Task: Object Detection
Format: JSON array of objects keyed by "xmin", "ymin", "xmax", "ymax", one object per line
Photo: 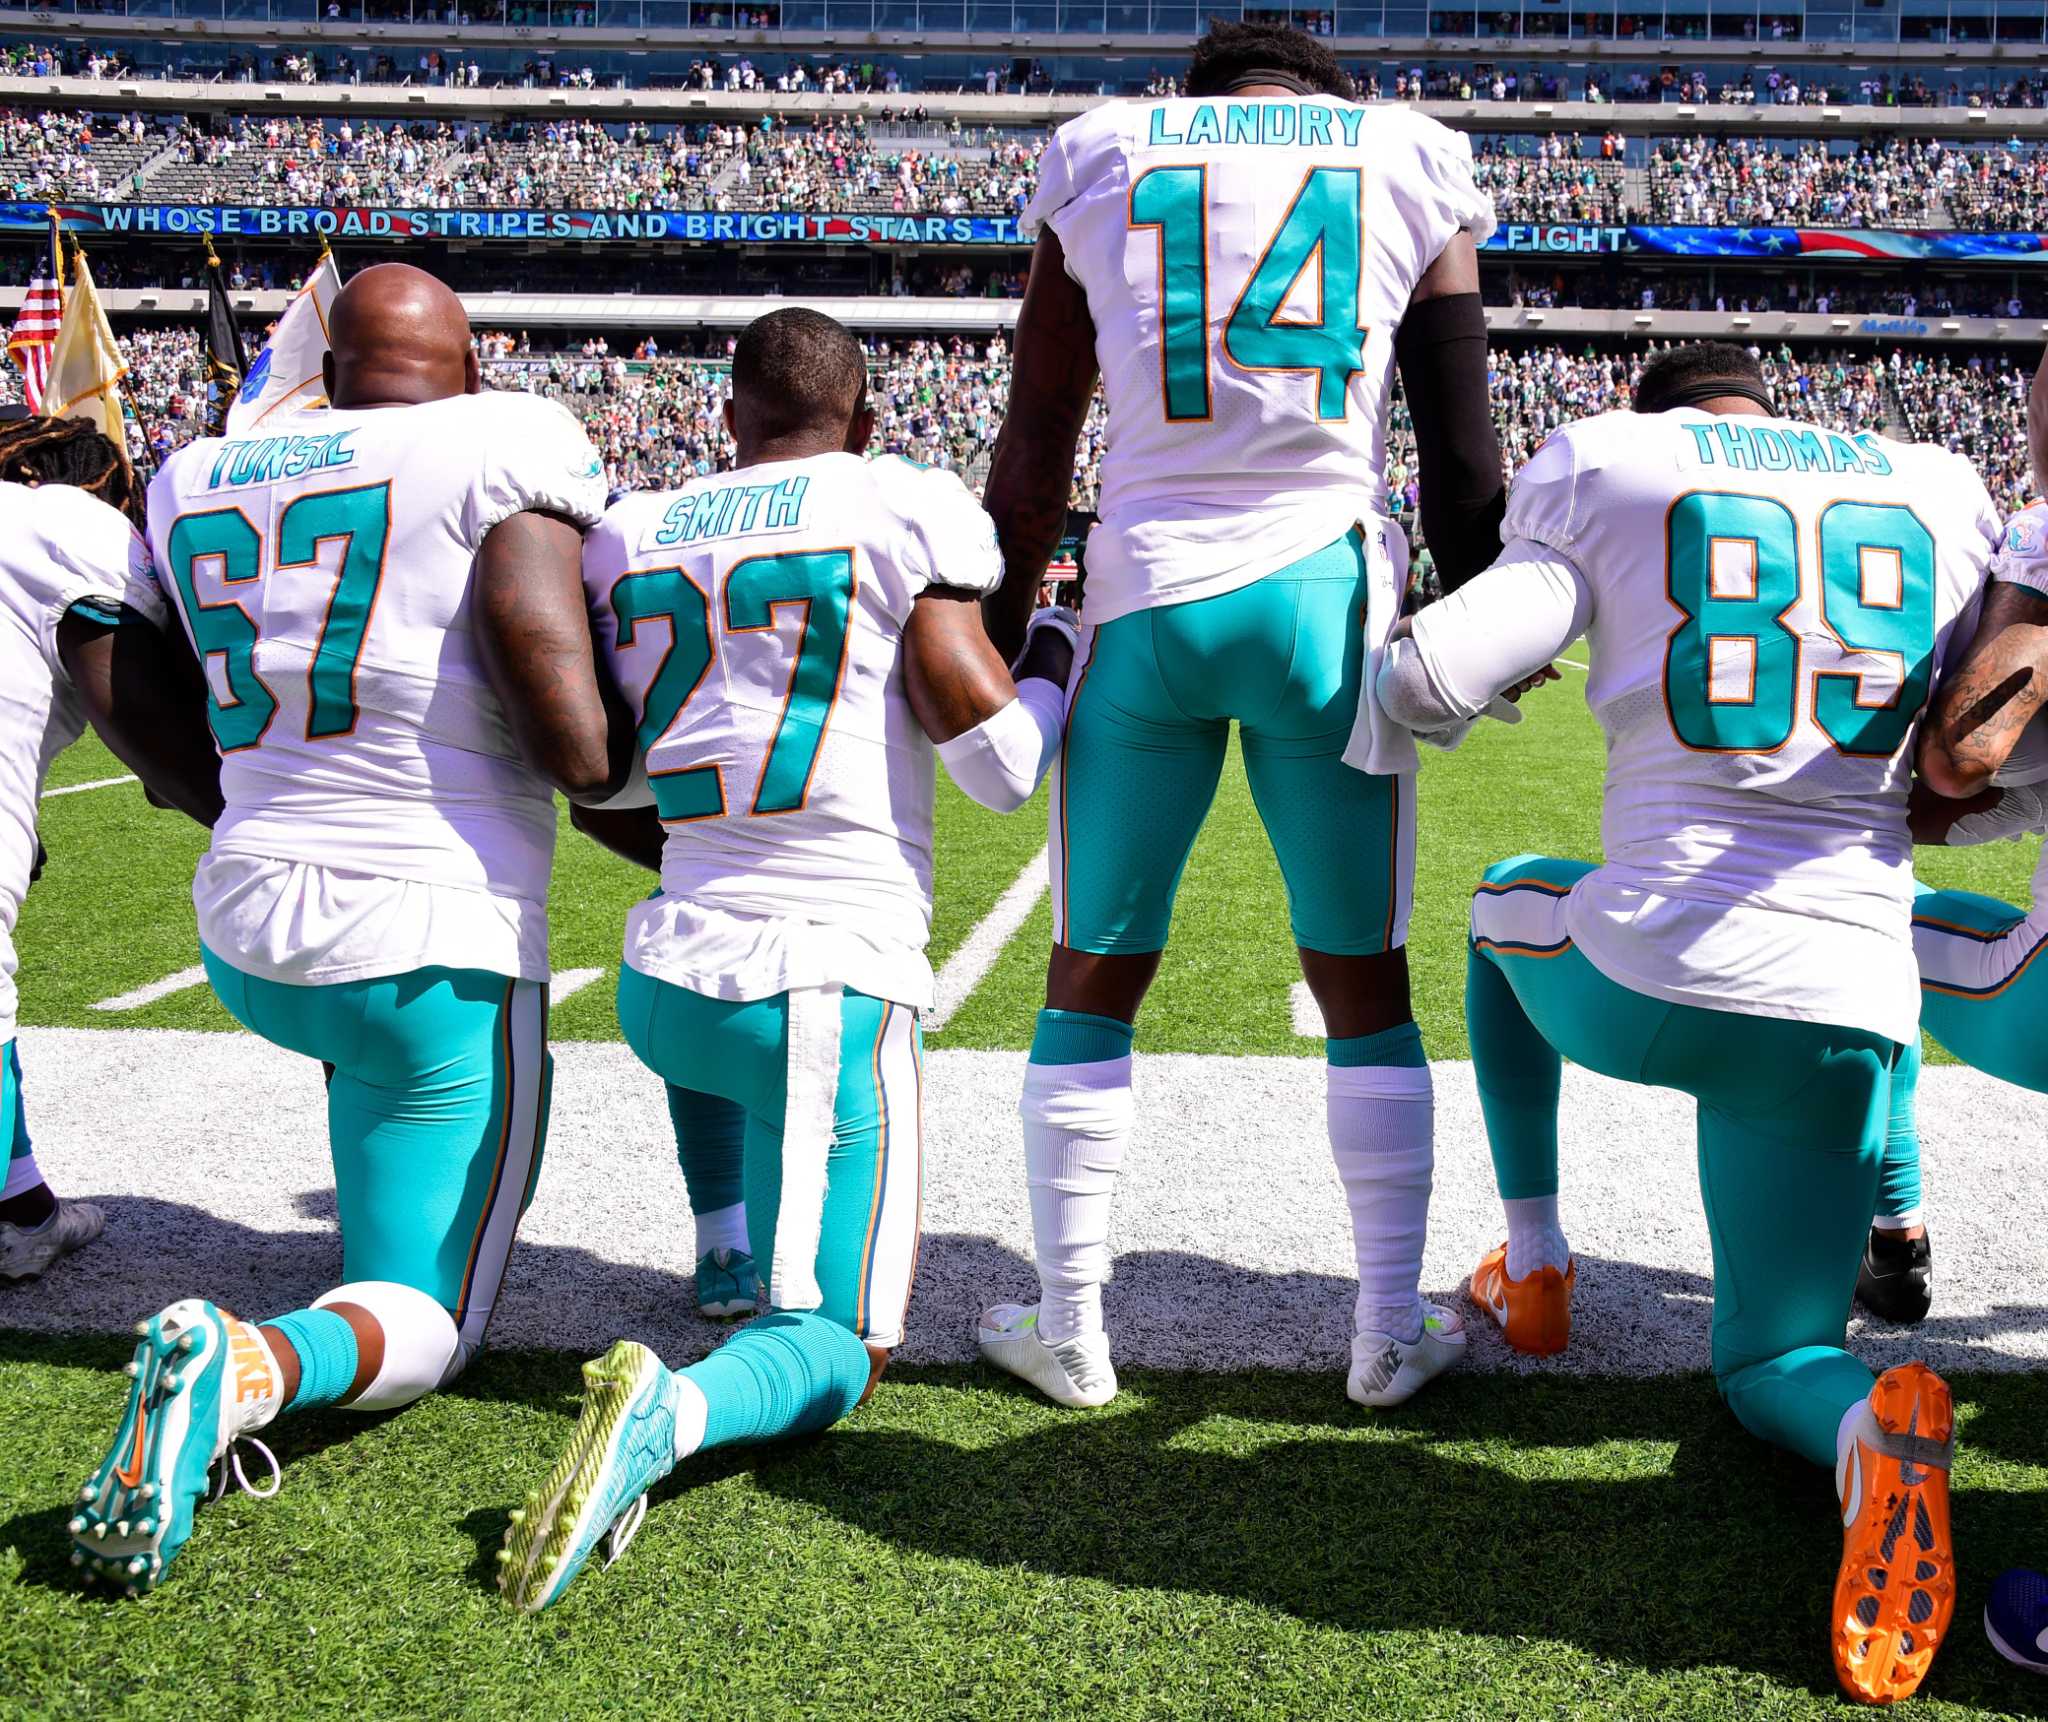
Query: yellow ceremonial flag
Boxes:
[{"xmin": 43, "ymin": 244, "xmax": 128, "ymax": 449}]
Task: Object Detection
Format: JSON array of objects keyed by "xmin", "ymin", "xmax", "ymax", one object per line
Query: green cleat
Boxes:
[{"xmin": 499, "ymin": 1339, "xmax": 682, "ymax": 1613}]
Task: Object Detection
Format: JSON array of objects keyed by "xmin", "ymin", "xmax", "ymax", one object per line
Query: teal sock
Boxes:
[
  {"xmin": 1719, "ymin": 1343, "xmax": 1876, "ymax": 1469},
  {"xmin": 681, "ymin": 1311, "xmax": 871, "ymax": 1451},
  {"xmin": 1028, "ymin": 1008, "xmax": 1135, "ymax": 1067},
  {"xmin": 1327, "ymin": 1021, "xmax": 1425, "ymax": 1068},
  {"xmin": 264, "ymin": 1308, "xmax": 360, "ymax": 1413},
  {"xmin": 1465, "ymin": 940, "xmax": 1563, "ymax": 1201},
  {"xmin": 667, "ymin": 1084, "xmax": 747, "ymax": 1216},
  {"xmin": 1874, "ymin": 1039, "xmax": 1923, "ymax": 1224}
]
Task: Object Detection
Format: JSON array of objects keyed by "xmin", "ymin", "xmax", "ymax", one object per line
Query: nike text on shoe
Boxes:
[
  {"xmin": 976, "ymin": 1303, "xmax": 1117, "ymax": 1408},
  {"xmin": 1468, "ymin": 1241, "xmax": 1575, "ymax": 1357},
  {"xmin": 0, "ymin": 1199, "xmax": 105, "ymax": 1282},
  {"xmin": 1348, "ymin": 1302, "xmax": 1467, "ymax": 1408},
  {"xmin": 1984, "ymin": 1568, "xmax": 2048, "ymax": 1674},
  {"xmin": 72, "ymin": 1298, "xmax": 276, "ymax": 1595},
  {"xmin": 1833, "ymin": 1362, "xmax": 1957, "ymax": 1704},
  {"xmin": 500, "ymin": 1339, "xmax": 682, "ymax": 1612},
  {"xmin": 1855, "ymin": 1227, "xmax": 1933, "ymax": 1327},
  {"xmin": 695, "ymin": 1249, "xmax": 758, "ymax": 1321}
]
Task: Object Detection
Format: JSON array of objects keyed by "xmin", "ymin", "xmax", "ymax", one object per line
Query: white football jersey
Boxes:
[
  {"xmin": 1979, "ymin": 499, "xmax": 2048, "ymax": 905},
  {"xmin": 0, "ymin": 483, "xmax": 153, "ymax": 1044},
  {"xmin": 1025, "ymin": 95, "xmax": 1495, "ymax": 622},
  {"xmin": 144, "ymin": 392, "xmax": 607, "ymax": 981},
  {"xmin": 585, "ymin": 452, "xmax": 1002, "ymax": 1009},
  {"xmin": 1498, "ymin": 407, "xmax": 1999, "ymax": 1044}
]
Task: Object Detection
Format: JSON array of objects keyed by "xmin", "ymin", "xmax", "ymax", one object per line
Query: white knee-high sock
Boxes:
[
  {"xmin": 1327, "ymin": 1052, "xmax": 1434, "ymax": 1345},
  {"xmin": 1021, "ymin": 1016, "xmax": 1134, "ymax": 1346}
]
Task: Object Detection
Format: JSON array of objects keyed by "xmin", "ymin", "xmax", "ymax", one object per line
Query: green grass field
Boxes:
[{"xmin": 7, "ymin": 680, "xmax": 2048, "ymax": 1719}]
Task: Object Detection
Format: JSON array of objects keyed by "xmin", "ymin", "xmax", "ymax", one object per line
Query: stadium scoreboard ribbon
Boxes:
[{"xmin": 7, "ymin": 204, "xmax": 2048, "ymax": 259}]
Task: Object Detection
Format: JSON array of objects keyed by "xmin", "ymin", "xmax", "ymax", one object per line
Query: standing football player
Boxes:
[
  {"xmin": 497, "ymin": 307, "xmax": 1073, "ymax": 1611},
  {"xmin": 0, "ymin": 417, "xmax": 216, "ymax": 1280},
  {"xmin": 68, "ymin": 264, "xmax": 626, "ymax": 1594},
  {"xmin": 975, "ymin": 19, "xmax": 1506, "ymax": 1411},
  {"xmin": 1377, "ymin": 342, "xmax": 1995, "ymax": 1704}
]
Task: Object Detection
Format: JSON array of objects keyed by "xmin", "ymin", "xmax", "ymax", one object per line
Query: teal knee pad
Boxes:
[
  {"xmin": 265, "ymin": 1308, "xmax": 360, "ymax": 1413},
  {"xmin": 1327, "ymin": 1022, "xmax": 1425, "ymax": 1068},
  {"xmin": 1029, "ymin": 1009, "xmax": 1135, "ymax": 1067},
  {"xmin": 685, "ymin": 1311, "xmax": 872, "ymax": 1451},
  {"xmin": 667, "ymin": 1085, "xmax": 747, "ymax": 1216}
]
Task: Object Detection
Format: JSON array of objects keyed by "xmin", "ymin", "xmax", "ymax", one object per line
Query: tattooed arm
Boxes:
[
  {"xmin": 1919, "ymin": 581, "xmax": 2048, "ymax": 798},
  {"xmin": 474, "ymin": 508, "xmax": 634, "ymax": 804},
  {"xmin": 982, "ymin": 228, "xmax": 1098, "ymax": 664}
]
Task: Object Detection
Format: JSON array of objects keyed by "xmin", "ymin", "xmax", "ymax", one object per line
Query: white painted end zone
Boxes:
[
  {"xmin": 549, "ymin": 968, "xmax": 605, "ymax": 1006},
  {"xmin": 9, "ymin": 1025, "xmax": 2043, "ymax": 1383}
]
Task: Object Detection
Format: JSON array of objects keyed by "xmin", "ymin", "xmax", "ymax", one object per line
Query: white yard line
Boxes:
[
  {"xmin": 1290, "ymin": 980, "xmax": 1327, "ymax": 1040},
  {"xmin": 90, "ymin": 965, "xmax": 209, "ymax": 1012},
  {"xmin": 1555, "ymin": 657, "xmax": 1589, "ymax": 672},
  {"xmin": 41, "ymin": 774, "xmax": 138, "ymax": 799},
  {"xmin": 550, "ymin": 968, "xmax": 605, "ymax": 1005},
  {"xmin": 925, "ymin": 844, "xmax": 1049, "ymax": 1033}
]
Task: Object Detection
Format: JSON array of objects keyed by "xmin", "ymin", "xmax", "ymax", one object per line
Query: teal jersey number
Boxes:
[
  {"xmin": 164, "ymin": 508, "xmax": 275, "ymax": 753},
  {"xmin": 276, "ymin": 482, "xmax": 391, "ymax": 739},
  {"xmin": 1663, "ymin": 490, "xmax": 1936, "ymax": 757},
  {"xmin": 1813, "ymin": 501, "xmax": 1937, "ymax": 758},
  {"xmin": 1128, "ymin": 165, "xmax": 1210, "ymax": 422},
  {"xmin": 612, "ymin": 567, "xmax": 722, "ymax": 821},
  {"xmin": 726, "ymin": 549, "xmax": 856, "ymax": 814},
  {"xmin": 1129, "ymin": 163, "xmax": 1367, "ymax": 423},
  {"xmin": 1663, "ymin": 492, "xmax": 1802, "ymax": 752},
  {"xmin": 1222, "ymin": 168, "xmax": 1368, "ymax": 422}
]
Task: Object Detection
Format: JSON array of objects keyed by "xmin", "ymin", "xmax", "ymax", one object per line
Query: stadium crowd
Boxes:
[
  {"xmin": 1644, "ymin": 135, "xmax": 1951, "ymax": 226},
  {"xmin": 2, "ymin": 325, "xmax": 2025, "ymax": 553}
]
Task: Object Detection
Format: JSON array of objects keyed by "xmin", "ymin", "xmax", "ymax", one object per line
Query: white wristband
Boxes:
[{"xmin": 936, "ymin": 680, "xmax": 1064, "ymax": 814}]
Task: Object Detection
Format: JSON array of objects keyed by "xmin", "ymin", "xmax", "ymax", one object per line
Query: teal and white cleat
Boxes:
[
  {"xmin": 499, "ymin": 1339, "xmax": 683, "ymax": 1613},
  {"xmin": 976, "ymin": 1303, "xmax": 1118, "ymax": 1408},
  {"xmin": 695, "ymin": 1248, "xmax": 757, "ymax": 1321},
  {"xmin": 1347, "ymin": 1301, "xmax": 1467, "ymax": 1408},
  {"xmin": 71, "ymin": 1298, "xmax": 275, "ymax": 1595}
]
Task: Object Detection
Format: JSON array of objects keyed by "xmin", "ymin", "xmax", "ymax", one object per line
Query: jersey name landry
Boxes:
[
  {"xmin": 203, "ymin": 429, "xmax": 358, "ymax": 491},
  {"xmin": 1680, "ymin": 420, "xmax": 1895, "ymax": 478},
  {"xmin": 653, "ymin": 474, "xmax": 810, "ymax": 547},
  {"xmin": 1145, "ymin": 101, "xmax": 1368, "ymax": 150}
]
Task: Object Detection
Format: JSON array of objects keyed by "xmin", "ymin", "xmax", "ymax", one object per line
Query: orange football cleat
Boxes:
[
  {"xmin": 1833, "ymin": 1362, "xmax": 1957, "ymax": 1705},
  {"xmin": 1467, "ymin": 1241, "xmax": 1574, "ymax": 1357}
]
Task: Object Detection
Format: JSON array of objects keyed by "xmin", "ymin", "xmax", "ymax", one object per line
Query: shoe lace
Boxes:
[
  {"xmin": 604, "ymin": 1493, "xmax": 648, "ymax": 1567},
  {"xmin": 210, "ymin": 1436, "xmax": 283, "ymax": 1503}
]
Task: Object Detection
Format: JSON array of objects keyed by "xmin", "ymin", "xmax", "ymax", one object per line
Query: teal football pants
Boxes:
[
  {"xmin": 616, "ymin": 964, "xmax": 923, "ymax": 1350},
  {"xmin": 0, "ymin": 1039, "xmax": 34, "ymax": 1201},
  {"xmin": 201, "ymin": 947, "xmax": 551, "ymax": 1356},
  {"xmin": 1052, "ymin": 528, "xmax": 1411, "ymax": 957},
  {"xmin": 1467, "ymin": 856, "xmax": 1903, "ymax": 1469}
]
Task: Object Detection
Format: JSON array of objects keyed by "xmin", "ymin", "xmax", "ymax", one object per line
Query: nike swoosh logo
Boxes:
[
  {"xmin": 1841, "ymin": 1447, "xmax": 1863, "ymax": 1528},
  {"xmin": 113, "ymin": 1407, "xmax": 149, "ymax": 1490},
  {"xmin": 1486, "ymin": 1283, "xmax": 1509, "ymax": 1326}
]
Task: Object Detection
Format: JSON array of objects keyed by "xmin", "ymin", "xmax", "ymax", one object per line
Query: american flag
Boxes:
[{"xmin": 6, "ymin": 250, "xmax": 62, "ymax": 412}]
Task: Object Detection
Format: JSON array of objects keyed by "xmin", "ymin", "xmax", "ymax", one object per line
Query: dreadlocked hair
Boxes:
[
  {"xmin": 0, "ymin": 415, "xmax": 140, "ymax": 524},
  {"xmin": 1184, "ymin": 20, "xmax": 1357, "ymax": 100}
]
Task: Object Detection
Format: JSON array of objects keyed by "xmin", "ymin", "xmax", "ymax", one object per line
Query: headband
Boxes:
[
  {"xmin": 1638, "ymin": 378, "xmax": 1777, "ymax": 416},
  {"xmin": 1220, "ymin": 69, "xmax": 1320, "ymax": 95}
]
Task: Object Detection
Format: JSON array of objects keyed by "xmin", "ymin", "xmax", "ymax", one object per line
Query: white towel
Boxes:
[
  {"xmin": 769, "ymin": 981, "xmax": 843, "ymax": 1313},
  {"xmin": 1341, "ymin": 513, "xmax": 1422, "ymax": 779}
]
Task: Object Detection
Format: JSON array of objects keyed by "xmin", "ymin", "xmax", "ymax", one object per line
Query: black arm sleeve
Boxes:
[{"xmin": 1394, "ymin": 291, "xmax": 1505, "ymax": 596}]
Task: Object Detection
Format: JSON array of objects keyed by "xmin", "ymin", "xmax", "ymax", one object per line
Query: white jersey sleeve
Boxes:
[
  {"xmin": 461, "ymin": 392, "xmax": 608, "ymax": 545},
  {"xmin": 867, "ymin": 456, "xmax": 1003, "ymax": 595},
  {"xmin": 1989, "ymin": 498, "xmax": 2048, "ymax": 598},
  {"xmin": 1033, "ymin": 96, "xmax": 1495, "ymax": 624},
  {"xmin": 6, "ymin": 483, "xmax": 157, "ymax": 657}
]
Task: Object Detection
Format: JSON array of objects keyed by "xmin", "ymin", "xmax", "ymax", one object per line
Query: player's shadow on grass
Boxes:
[{"xmin": 756, "ymin": 1352, "xmax": 2048, "ymax": 1710}]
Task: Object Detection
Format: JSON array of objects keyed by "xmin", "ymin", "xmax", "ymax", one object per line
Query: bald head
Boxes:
[{"xmin": 323, "ymin": 263, "xmax": 479, "ymax": 409}]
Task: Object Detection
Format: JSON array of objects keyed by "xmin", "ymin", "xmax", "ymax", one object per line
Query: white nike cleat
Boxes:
[
  {"xmin": 976, "ymin": 1303, "xmax": 1118, "ymax": 1408},
  {"xmin": 1348, "ymin": 1302, "xmax": 1467, "ymax": 1408},
  {"xmin": 0, "ymin": 1199, "xmax": 105, "ymax": 1282}
]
